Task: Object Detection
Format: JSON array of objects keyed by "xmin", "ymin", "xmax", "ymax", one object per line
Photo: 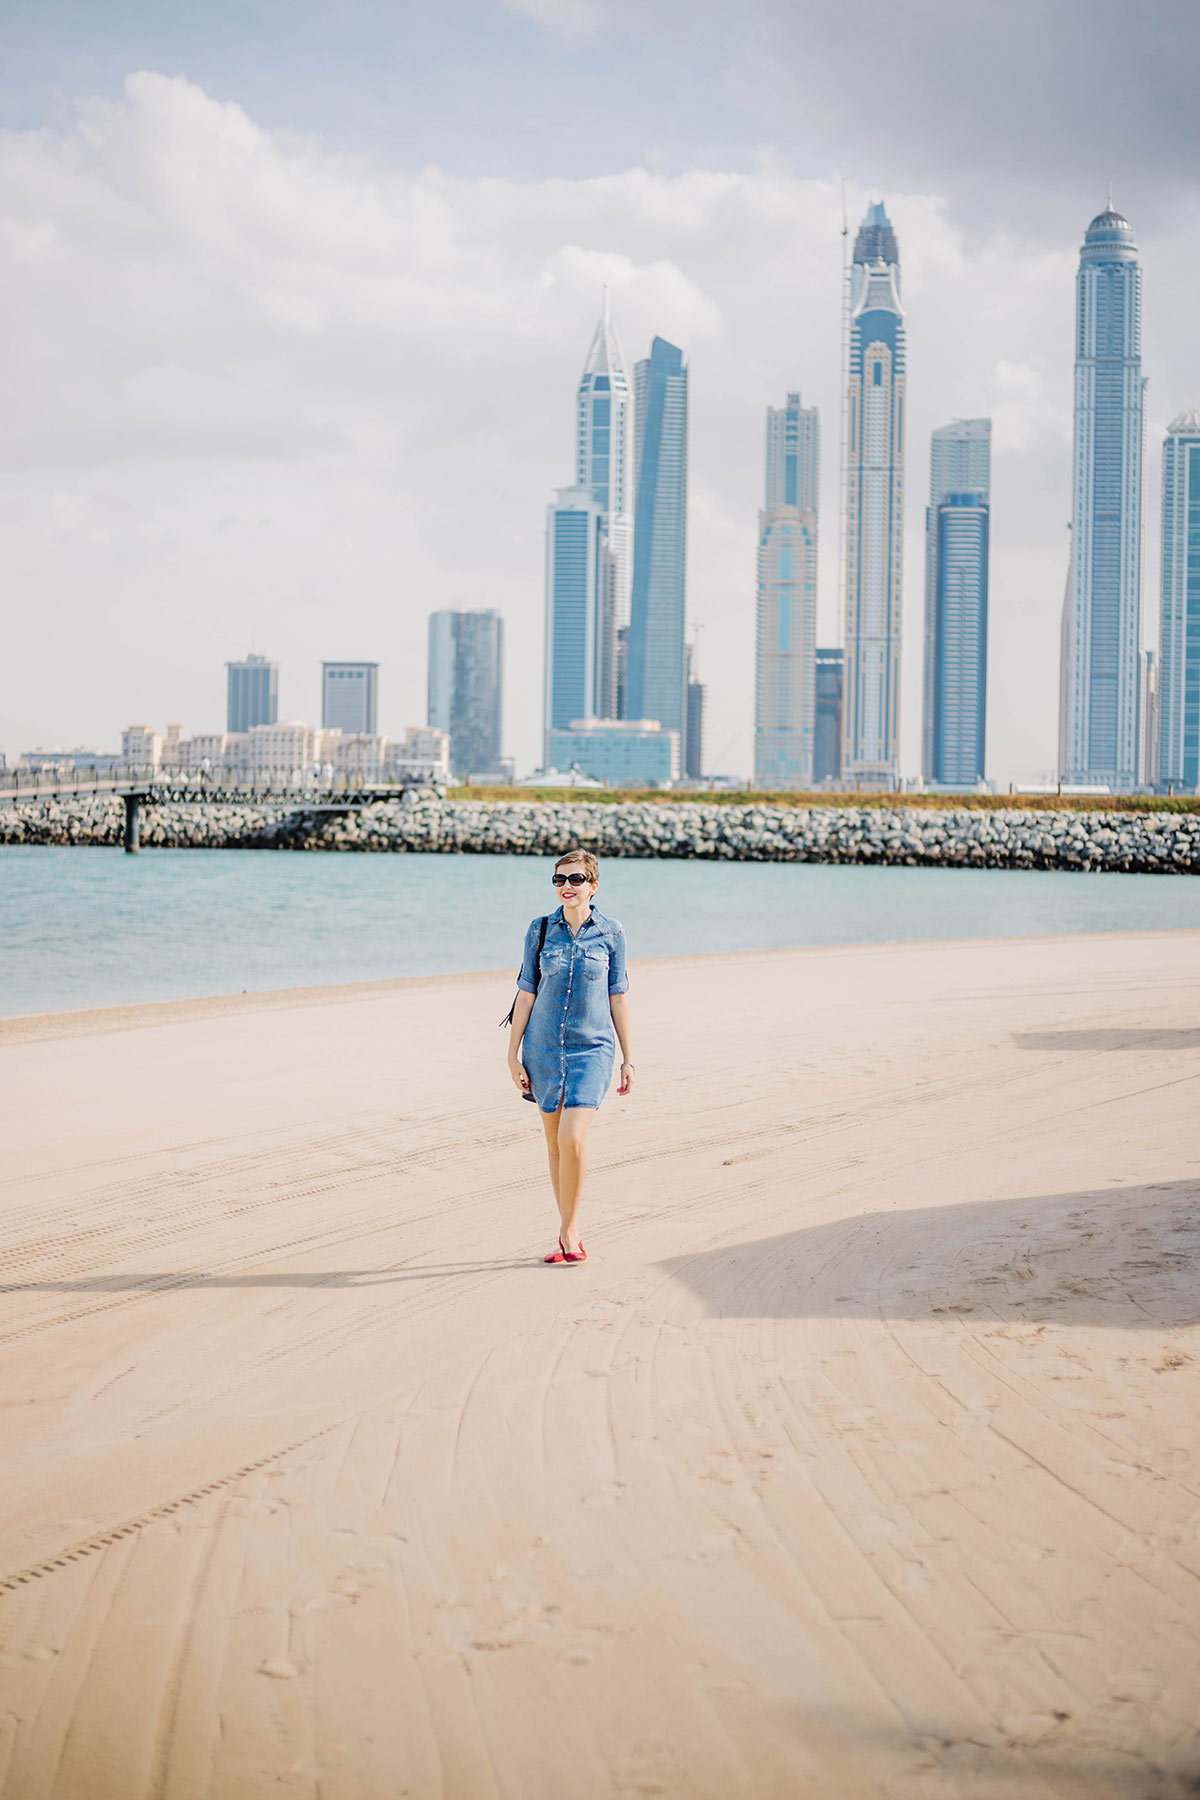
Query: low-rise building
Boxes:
[
  {"xmin": 325, "ymin": 732, "xmax": 387, "ymax": 783},
  {"xmin": 547, "ymin": 718, "xmax": 679, "ymax": 787},
  {"xmin": 245, "ymin": 721, "xmax": 318, "ymax": 781},
  {"xmin": 384, "ymin": 727, "xmax": 451, "ymax": 784},
  {"xmin": 121, "ymin": 724, "xmax": 162, "ymax": 769}
]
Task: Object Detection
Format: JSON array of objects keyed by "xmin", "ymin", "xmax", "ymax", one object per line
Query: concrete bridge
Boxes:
[{"xmin": 0, "ymin": 768, "xmax": 441, "ymax": 851}]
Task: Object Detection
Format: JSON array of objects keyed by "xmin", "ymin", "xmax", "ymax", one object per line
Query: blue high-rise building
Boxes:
[
  {"xmin": 226, "ymin": 653, "xmax": 278, "ymax": 733},
  {"xmin": 1159, "ymin": 407, "xmax": 1200, "ymax": 791},
  {"xmin": 428, "ymin": 609, "xmax": 504, "ymax": 778},
  {"xmin": 843, "ymin": 202, "xmax": 905, "ymax": 785},
  {"xmin": 544, "ymin": 487, "xmax": 605, "ymax": 762},
  {"xmin": 814, "ymin": 647, "xmax": 843, "ymax": 783},
  {"xmin": 627, "ymin": 337, "xmax": 688, "ymax": 741},
  {"xmin": 1061, "ymin": 204, "xmax": 1145, "ymax": 790},
  {"xmin": 926, "ymin": 494, "xmax": 989, "ymax": 786},
  {"xmin": 321, "ymin": 662, "xmax": 378, "ymax": 735},
  {"xmin": 923, "ymin": 419, "xmax": 991, "ymax": 786}
]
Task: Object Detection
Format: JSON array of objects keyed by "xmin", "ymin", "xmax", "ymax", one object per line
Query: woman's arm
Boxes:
[
  {"xmin": 609, "ymin": 992, "xmax": 634, "ymax": 1095},
  {"xmin": 507, "ymin": 989, "xmax": 535, "ymax": 1095}
]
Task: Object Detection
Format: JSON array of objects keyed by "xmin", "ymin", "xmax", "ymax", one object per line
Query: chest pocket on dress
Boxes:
[{"xmin": 580, "ymin": 946, "xmax": 608, "ymax": 981}]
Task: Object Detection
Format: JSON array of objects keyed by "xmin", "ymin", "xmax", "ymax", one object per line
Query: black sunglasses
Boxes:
[{"xmin": 552, "ymin": 872, "xmax": 590, "ymax": 886}]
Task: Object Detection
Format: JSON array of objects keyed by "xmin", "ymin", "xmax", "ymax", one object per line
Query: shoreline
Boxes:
[{"xmin": 5, "ymin": 924, "xmax": 1199, "ymax": 1042}]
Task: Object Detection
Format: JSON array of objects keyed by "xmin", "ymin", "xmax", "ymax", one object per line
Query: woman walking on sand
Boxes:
[{"xmin": 505, "ymin": 849, "xmax": 634, "ymax": 1264}]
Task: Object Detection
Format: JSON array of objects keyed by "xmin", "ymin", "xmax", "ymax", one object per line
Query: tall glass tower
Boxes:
[
  {"xmin": 428, "ymin": 610, "xmax": 504, "ymax": 779},
  {"xmin": 926, "ymin": 494, "xmax": 989, "ymax": 786},
  {"xmin": 577, "ymin": 292, "xmax": 632, "ymax": 719},
  {"xmin": 226, "ymin": 653, "xmax": 278, "ymax": 733},
  {"xmin": 1061, "ymin": 204, "xmax": 1145, "ymax": 789},
  {"xmin": 1159, "ymin": 407, "xmax": 1200, "ymax": 791},
  {"xmin": 627, "ymin": 336, "xmax": 688, "ymax": 739},
  {"xmin": 923, "ymin": 419, "xmax": 991, "ymax": 785},
  {"xmin": 543, "ymin": 487, "xmax": 605, "ymax": 763},
  {"xmin": 755, "ymin": 392, "xmax": 820, "ymax": 786},
  {"xmin": 843, "ymin": 201, "xmax": 905, "ymax": 785}
]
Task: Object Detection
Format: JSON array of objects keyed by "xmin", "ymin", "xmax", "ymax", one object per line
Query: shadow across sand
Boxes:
[
  {"xmin": 774, "ymin": 1703, "xmax": 1200, "ymax": 1800},
  {"xmin": 662, "ymin": 1179, "xmax": 1200, "ymax": 1329},
  {"xmin": 0, "ymin": 1261, "xmax": 533, "ymax": 1294},
  {"xmin": 1014, "ymin": 1027, "xmax": 1200, "ymax": 1051}
]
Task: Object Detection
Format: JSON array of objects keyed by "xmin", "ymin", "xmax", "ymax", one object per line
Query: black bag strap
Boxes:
[{"xmin": 499, "ymin": 915, "xmax": 548, "ymax": 1028}]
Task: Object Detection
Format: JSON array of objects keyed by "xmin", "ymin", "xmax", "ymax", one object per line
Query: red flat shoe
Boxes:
[
  {"xmin": 562, "ymin": 1241, "xmax": 587, "ymax": 1263},
  {"xmin": 544, "ymin": 1238, "xmax": 567, "ymax": 1264}
]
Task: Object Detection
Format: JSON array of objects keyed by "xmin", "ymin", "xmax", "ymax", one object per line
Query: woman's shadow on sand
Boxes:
[{"xmin": 661, "ymin": 1178, "xmax": 1200, "ymax": 1330}]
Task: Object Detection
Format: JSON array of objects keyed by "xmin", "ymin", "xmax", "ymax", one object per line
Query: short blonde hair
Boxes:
[{"xmin": 555, "ymin": 847, "xmax": 599, "ymax": 883}]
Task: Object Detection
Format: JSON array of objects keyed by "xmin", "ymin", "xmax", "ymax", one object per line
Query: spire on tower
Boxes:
[{"xmin": 581, "ymin": 289, "xmax": 628, "ymax": 382}]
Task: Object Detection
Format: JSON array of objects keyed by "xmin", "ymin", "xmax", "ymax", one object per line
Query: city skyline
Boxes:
[{"xmin": 3, "ymin": 62, "xmax": 1200, "ymax": 784}]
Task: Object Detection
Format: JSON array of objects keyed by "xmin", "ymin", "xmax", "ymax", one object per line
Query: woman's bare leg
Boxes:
[
  {"xmin": 553, "ymin": 1107, "xmax": 595, "ymax": 1253},
  {"xmin": 540, "ymin": 1108, "xmax": 562, "ymax": 1217}
]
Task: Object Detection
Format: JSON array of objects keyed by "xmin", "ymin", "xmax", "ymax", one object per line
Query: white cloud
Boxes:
[{"xmin": 0, "ymin": 71, "xmax": 1190, "ymax": 780}]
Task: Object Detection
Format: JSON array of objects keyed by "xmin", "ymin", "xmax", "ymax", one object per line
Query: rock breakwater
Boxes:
[{"xmin": 3, "ymin": 795, "xmax": 1200, "ymax": 872}]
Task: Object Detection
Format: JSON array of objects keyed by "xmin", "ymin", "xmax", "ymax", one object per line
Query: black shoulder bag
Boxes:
[{"xmin": 500, "ymin": 914, "xmax": 548, "ymax": 1031}]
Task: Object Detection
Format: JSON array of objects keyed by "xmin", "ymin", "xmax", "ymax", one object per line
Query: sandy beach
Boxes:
[{"xmin": 2, "ymin": 929, "xmax": 1199, "ymax": 1800}]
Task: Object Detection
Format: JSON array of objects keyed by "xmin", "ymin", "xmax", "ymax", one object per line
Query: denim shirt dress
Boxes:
[{"xmin": 517, "ymin": 906, "xmax": 629, "ymax": 1114}]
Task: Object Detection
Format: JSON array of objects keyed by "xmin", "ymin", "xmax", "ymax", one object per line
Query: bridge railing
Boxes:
[{"xmin": 0, "ymin": 766, "xmax": 447, "ymax": 802}]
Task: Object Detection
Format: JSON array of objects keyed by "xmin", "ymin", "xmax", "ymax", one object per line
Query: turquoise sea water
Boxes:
[{"xmin": 2, "ymin": 845, "xmax": 1199, "ymax": 1019}]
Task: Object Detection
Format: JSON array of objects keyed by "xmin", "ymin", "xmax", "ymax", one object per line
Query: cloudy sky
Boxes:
[{"xmin": 2, "ymin": 0, "xmax": 1198, "ymax": 779}]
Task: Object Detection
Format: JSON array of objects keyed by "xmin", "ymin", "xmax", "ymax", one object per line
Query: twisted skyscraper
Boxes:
[
  {"xmin": 1060, "ymin": 204, "xmax": 1145, "ymax": 789},
  {"xmin": 627, "ymin": 336, "xmax": 688, "ymax": 742},
  {"xmin": 843, "ymin": 201, "xmax": 906, "ymax": 784}
]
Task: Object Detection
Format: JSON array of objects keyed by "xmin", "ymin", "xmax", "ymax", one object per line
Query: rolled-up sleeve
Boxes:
[
  {"xmin": 516, "ymin": 918, "xmax": 542, "ymax": 994},
  {"xmin": 607, "ymin": 923, "xmax": 629, "ymax": 994}
]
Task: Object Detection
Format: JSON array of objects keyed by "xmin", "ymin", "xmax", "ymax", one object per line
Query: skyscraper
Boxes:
[
  {"xmin": 1139, "ymin": 648, "xmax": 1161, "ymax": 790},
  {"xmin": 577, "ymin": 293, "xmax": 632, "ymax": 719},
  {"xmin": 926, "ymin": 494, "xmax": 990, "ymax": 786},
  {"xmin": 814, "ymin": 647, "xmax": 844, "ymax": 783},
  {"xmin": 765, "ymin": 391, "xmax": 819, "ymax": 512},
  {"xmin": 1159, "ymin": 407, "xmax": 1200, "ymax": 791},
  {"xmin": 543, "ymin": 299, "xmax": 631, "ymax": 748},
  {"xmin": 685, "ymin": 640, "xmax": 706, "ymax": 780},
  {"xmin": 544, "ymin": 487, "xmax": 605, "ymax": 762},
  {"xmin": 754, "ymin": 392, "xmax": 820, "ymax": 786},
  {"xmin": 923, "ymin": 419, "xmax": 991, "ymax": 786},
  {"xmin": 226, "ymin": 653, "xmax": 278, "ymax": 733},
  {"xmin": 428, "ymin": 610, "xmax": 504, "ymax": 778},
  {"xmin": 627, "ymin": 336, "xmax": 688, "ymax": 739},
  {"xmin": 1060, "ymin": 203, "xmax": 1145, "ymax": 790},
  {"xmin": 843, "ymin": 202, "xmax": 906, "ymax": 785},
  {"xmin": 321, "ymin": 662, "xmax": 378, "ymax": 735}
]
